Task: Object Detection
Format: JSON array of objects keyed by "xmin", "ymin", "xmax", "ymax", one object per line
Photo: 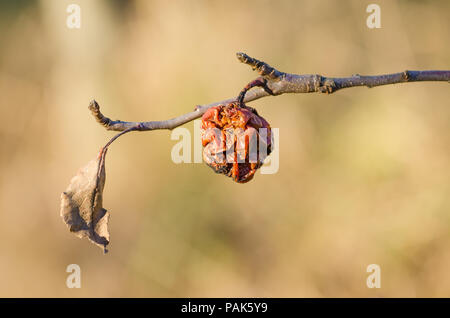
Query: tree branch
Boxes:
[{"xmin": 89, "ymin": 52, "xmax": 450, "ymax": 132}]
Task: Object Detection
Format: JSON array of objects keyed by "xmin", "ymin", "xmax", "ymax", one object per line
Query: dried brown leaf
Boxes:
[{"xmin": 60, "ymin": 149, "xmax": 110, "ymax": 253}]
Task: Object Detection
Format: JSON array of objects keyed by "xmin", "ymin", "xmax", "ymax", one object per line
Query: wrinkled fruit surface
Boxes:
[{"xmin": 201, "ymin": 102, "xmax": 272, "ymax": 183}]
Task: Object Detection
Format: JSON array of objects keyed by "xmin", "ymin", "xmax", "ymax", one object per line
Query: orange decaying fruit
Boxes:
[{"xmin": 200, "ymin": 102, "xmax": 272, "ymax": 183}]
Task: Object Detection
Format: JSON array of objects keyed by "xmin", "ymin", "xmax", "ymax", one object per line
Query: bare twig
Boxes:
[{"xmin": 89, "ymin": 52, "xmax": 450, "ymax": 132}]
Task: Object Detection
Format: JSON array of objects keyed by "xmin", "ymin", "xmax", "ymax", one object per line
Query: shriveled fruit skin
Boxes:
[{"xmin": 201, "ymin": 102, "xmax": 272, "ymax": 183}]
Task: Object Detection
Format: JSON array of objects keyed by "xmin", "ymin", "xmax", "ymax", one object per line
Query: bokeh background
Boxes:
[{"xmin": 0, "ymin": 0, "xmax": 449, "ymax": 297}]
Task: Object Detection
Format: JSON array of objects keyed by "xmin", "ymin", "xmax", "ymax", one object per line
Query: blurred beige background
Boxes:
[{"xmin": 0, "ymin": 0, "xmax": 449, "ymax": 297}]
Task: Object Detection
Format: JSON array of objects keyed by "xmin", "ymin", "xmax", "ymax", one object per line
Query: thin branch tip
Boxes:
[
  {"xmin": 236, "ymin": 52, "xmax": 283, "ymax": 80},
  {"xmin": 89, "ymin": 99, "xmax": 99, "ymax": 108},
  {"xmin": 89, "ymin": 99, "xmax": 114, "ymax": 130}
]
